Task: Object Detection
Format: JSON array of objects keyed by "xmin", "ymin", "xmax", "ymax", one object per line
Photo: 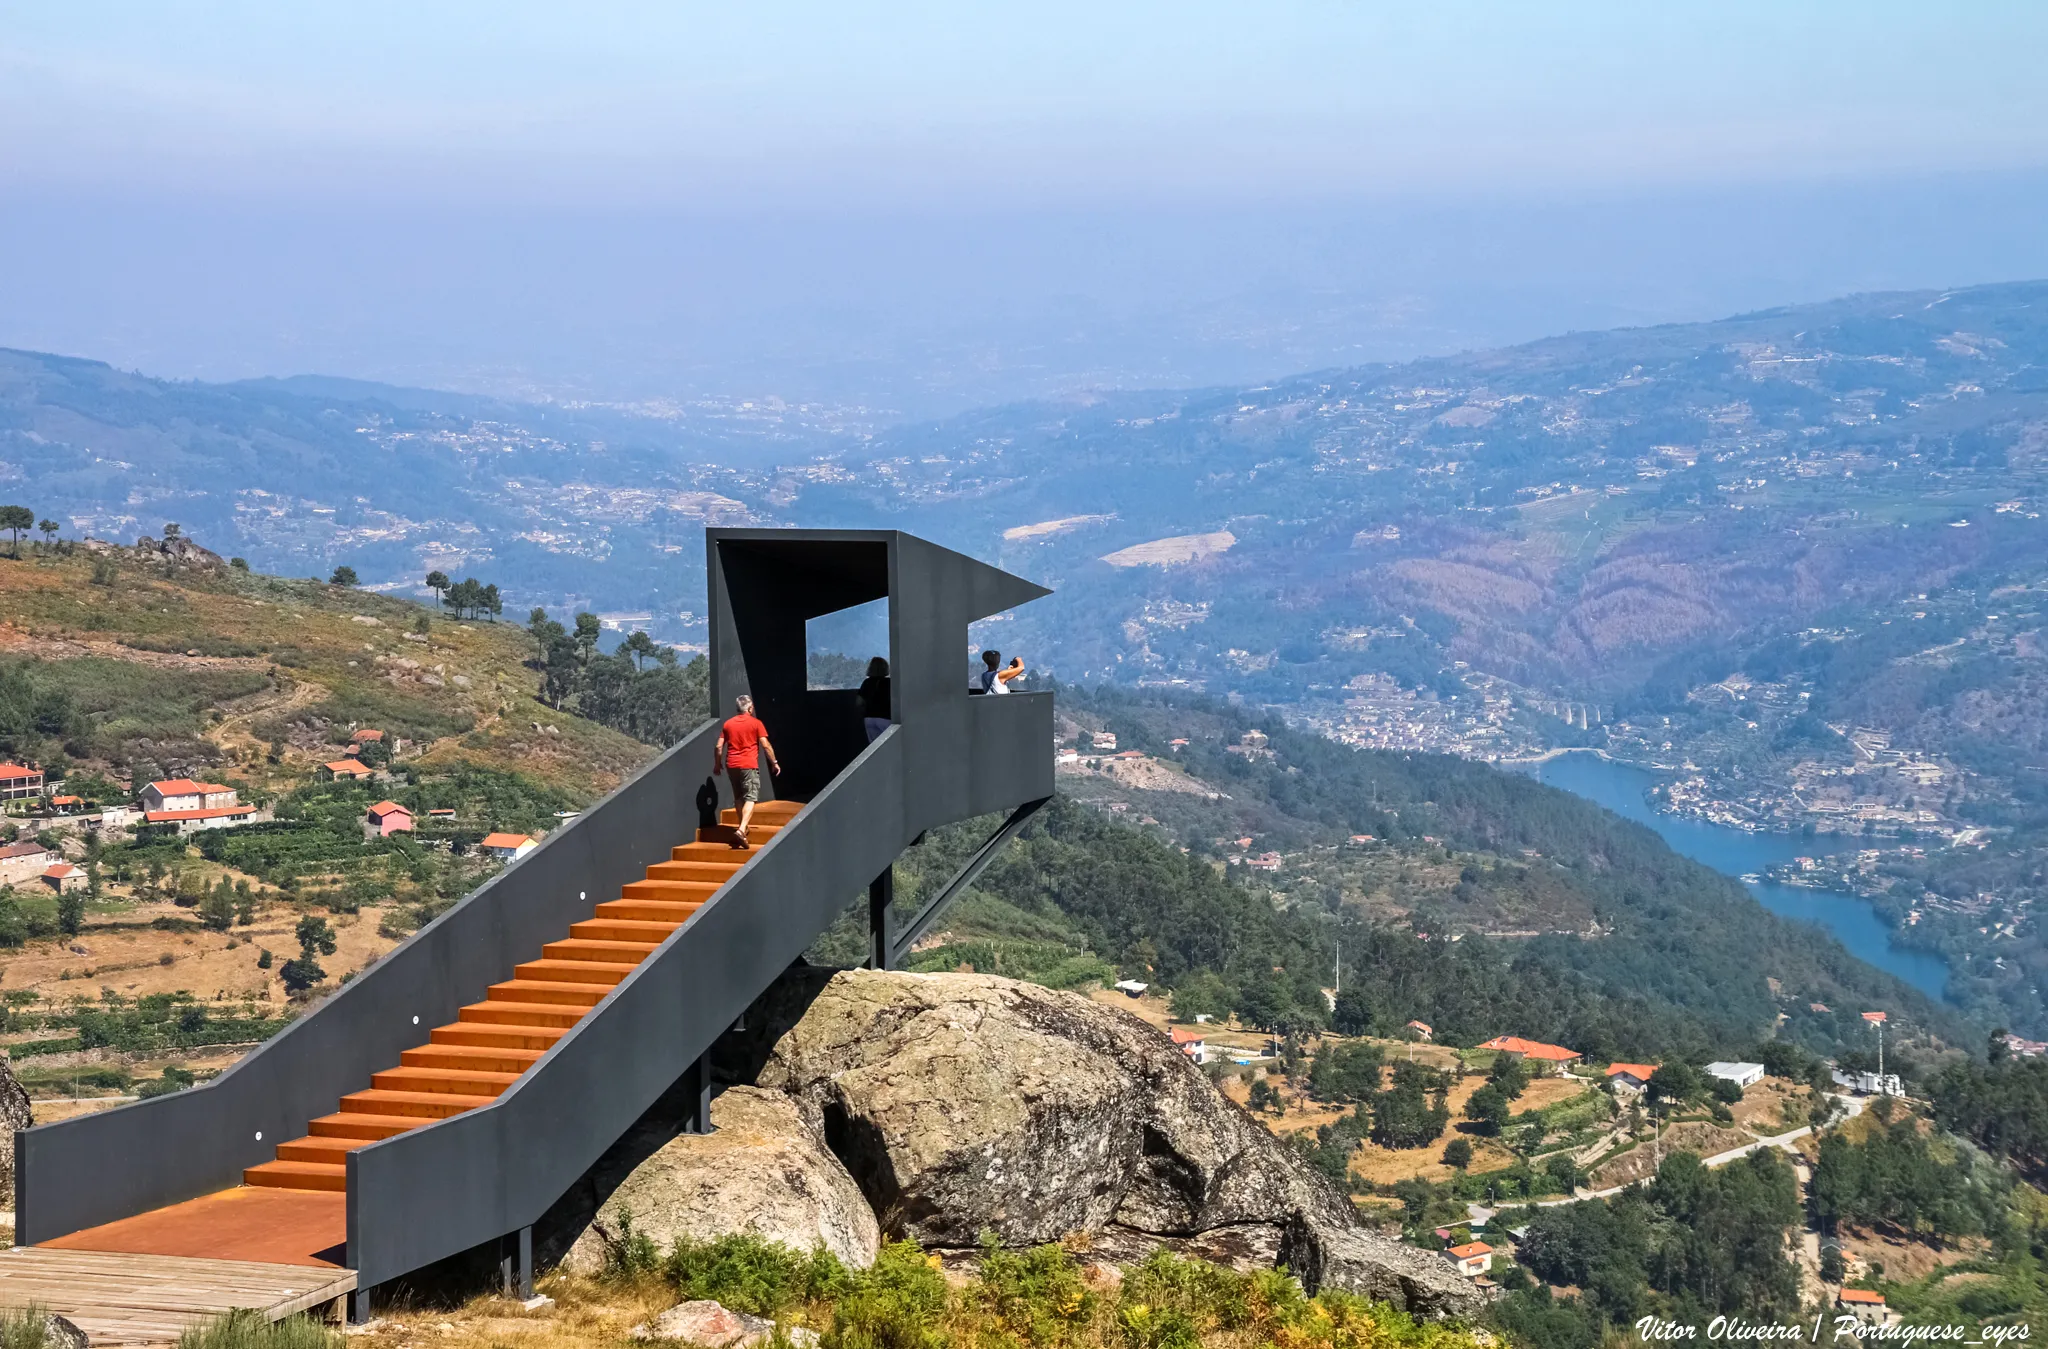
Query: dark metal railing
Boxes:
[{"xmin": 14, "ymin": 723, "xmax": 720, "ymax": 1246}]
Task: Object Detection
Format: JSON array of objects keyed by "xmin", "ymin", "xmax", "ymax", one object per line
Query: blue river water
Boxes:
[{"xmin": 1521, "ymin": 752, "xmax": 1950, "ymax": 1000}]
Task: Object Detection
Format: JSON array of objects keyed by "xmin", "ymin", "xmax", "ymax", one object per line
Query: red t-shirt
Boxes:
[{"xmin": 722, "ymin": 714, "xmax": 768, "ymax": 769}]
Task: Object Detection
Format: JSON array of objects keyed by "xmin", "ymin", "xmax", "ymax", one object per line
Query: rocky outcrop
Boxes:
[
  {"xmin": 631, "ymin": 1300, "xmax": 818, "ymax": 1347},
  {"xmin": 542, "ymin": 969, "xmax": 1485, "ymax": 1318},
  {"xmin": 539, "ymin": 1084, "xmax": 879, "ymax": 1275},
  {"xmin": 725, "ymin": 969, "xmax": 1485, "ymax": 1318},
  {"xmin": 131, "ymin": 534, "xmax": 225, "ymax": 572},
  {"xmin": 0, "ymin": 1052, "xmax": 34, "ymax": 1205}
]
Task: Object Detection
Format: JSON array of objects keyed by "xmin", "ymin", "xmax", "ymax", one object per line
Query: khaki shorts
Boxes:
[{"xmin": 730, "ymin": 767, "xmax": 761, "ymax": 804}]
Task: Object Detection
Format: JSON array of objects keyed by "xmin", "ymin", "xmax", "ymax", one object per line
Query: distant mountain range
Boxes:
[{"xmin": 6, "ymin": 281, "xmax": 2042, "ymax": 688}]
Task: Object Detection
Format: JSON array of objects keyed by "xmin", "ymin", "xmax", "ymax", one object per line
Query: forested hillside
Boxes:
[{"xmin": 890, "ymin": 684, "xmax": 1966, "ymax": 1067}]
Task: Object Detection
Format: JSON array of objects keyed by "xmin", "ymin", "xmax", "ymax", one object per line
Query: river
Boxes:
[{"xmin": 1520, "ymin": 751, "xmax": 1950, "ymax": 1000}]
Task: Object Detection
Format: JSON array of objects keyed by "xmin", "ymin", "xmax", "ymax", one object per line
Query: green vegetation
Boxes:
[
  {"xmin": 524, "ymin": 606, "xmax": 709, "ymax": 746},
  {"xmin": 0, "ymin": 657, "xmax": 267, "ymax": 765},
  {"xmin": 1810, "ymin": 1102, "xmax": 2008, "ymax": 1239},
  {"xmin": 177, "ymin": 1310, "xmax": 337, "ymax": 1349},
  {"xmin": 1504, "ymin": 1150, "xmax": 1802, "ymax": 1335},
  {"xmin": 594, "ymin": 1227, "xmax": 1486, "ymax": 1349},
  {"xmin": 1932, "ymin": 1051, "xmax": 2048, "ymax": 1184}
]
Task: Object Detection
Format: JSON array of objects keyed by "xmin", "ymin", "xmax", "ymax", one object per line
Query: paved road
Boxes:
[{"xmin": 1469, "ymin": 1094, "xmax": 1871, "ymax": 1219}]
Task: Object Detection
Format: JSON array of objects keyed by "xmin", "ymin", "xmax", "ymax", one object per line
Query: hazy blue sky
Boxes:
[
  {"xmin": 8, "ymin": 2, "xmax": 2046, "ymax": 206},
  {"xmin": 4, "ymin": 4, "xmax": 2047, "ymax": 410}
]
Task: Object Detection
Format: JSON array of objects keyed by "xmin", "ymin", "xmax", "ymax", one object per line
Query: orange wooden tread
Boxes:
[{"xmin": 243, "ymin": 800, "xmax": 800, "ymax": 1192}]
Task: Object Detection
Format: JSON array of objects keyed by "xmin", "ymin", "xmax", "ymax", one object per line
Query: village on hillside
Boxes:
[{"xmin": 1098, "ymin": 980, "xmax": 1924, "ymax": 1323}]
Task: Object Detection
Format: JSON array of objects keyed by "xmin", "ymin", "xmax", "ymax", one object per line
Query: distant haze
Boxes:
[{"xmin": 4, "ymin": 4, "xmax": 2048, "ymax": 414}]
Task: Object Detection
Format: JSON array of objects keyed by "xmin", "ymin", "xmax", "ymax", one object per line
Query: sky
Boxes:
[{"xmin": 5, "ymin": 3, "xmax": 2048, "ymax": 412}]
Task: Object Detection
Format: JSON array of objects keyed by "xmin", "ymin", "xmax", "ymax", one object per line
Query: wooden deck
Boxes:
[{"xmin": 0, "ymin": 1247, "xmax": 355, "ymax": 1346}]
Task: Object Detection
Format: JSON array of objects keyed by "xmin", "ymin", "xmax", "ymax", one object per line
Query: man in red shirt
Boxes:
[{"xmin": 714, "ymin": 695, "xmax": 781, "ymax": 847}]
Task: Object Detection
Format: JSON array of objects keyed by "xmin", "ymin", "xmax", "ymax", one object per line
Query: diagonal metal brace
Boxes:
[{"xmin": 885, "ymin": 796, "xmax": 1049, "ymax": 968}]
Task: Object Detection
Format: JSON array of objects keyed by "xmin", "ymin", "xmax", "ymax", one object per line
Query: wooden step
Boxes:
[
  {"xmin": 595, "ymin": 899, "xmax": 702, "ymax": 923},
  {"xmin": 433, "ymin": 1022, "xmax": 570, "ymax": 1050},
  {"xmin": 371, "ymin": 1065, "xmax": 520, "ymax": 1097},
  {"xmin": 722, "ymin": 803, "xmax": 801, "ymax": 823},
  {"xmin": 695, "ymin": 823, "xmax": 783, "ymax": 845},
  {"xmin": 644, "ymin": 860, "xmax": 745, "ymax": 883},
  {"xmin": 621, "ymin": 879, "xmax": 720, "ymax": 903},
  {"xmin": 275, "ymin": 1135, "xmax": 368, "ymax": 1163},
  {"xmin": 400, "ymin": 1043, "xmax": 544, "ymax": 1074},
  {"xmin": 484, "ymin": 980, "xmax": 611, "ymax": 1008},
  {"xmin": 540, "ymin": 937, "xmax": 660, "ymax": 964},
  {"xmin": 671, "ymin": 842, "xmax": 768, "ymax": 863},
  {"xmin": 309, "ymin": 1112, "xmax": 424, "ymax": 1141},
  {"xmin": 570, "ymin": 918, "xmax": 684, "ymax": 944},
  {"xmin": 340, "ymin": 1088, "xmax": 497, "ymax": 1119},
  {"xmin": 244, "ymin": 1160, "xmax": 347, "ymax": 1192},
  {"xmin": 513, "ymin": 959, "xmax": 638, "ymax": 986}
]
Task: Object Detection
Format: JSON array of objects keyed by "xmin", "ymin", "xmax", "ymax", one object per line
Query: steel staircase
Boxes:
[{"xmin": 242, "ymin": 802, "xmax": 801, "ymax": 1193}]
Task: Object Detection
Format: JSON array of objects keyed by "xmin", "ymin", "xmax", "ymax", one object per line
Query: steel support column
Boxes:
[{"xmin": 868, "ymin": 869, "xmax": 895, "ymax": 971}]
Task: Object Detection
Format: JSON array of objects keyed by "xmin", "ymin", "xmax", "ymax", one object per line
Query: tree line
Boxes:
[{"xmin": 525, "ymin": 607, "xmax": 709, "ymax": 747}]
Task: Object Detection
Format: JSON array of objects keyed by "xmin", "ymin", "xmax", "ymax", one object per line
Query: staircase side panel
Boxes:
[
  {"xmin": 15, "ymin": 724, "xmax": 719, "ymax": 1246},
  {"xmin": 350, "ymin": 729, "xmax": 932, "ymax": 1285}
]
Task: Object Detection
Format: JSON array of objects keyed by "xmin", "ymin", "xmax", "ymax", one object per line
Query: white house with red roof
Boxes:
[
  {"xmin": 480, "ymin": 832, "xmax": 536, "ymax": 861},
  {"xmin": 139, "ymin": 778, "xmax": 261, "ymax": 834},
  {"xmin": 1169, "ymin": 1026, "xmax": 1209, "ymax": 1065},
  {"xmin": 1605, "ymin": 1063, "xmax": 1658, "ymax": 1095},
  {"xmin": 321, "ymin": 759, "xmax": 375, "ymax": 782},
  {"xmin": 0, "ymin": 762, "xmax": 45, "ymax": 801},
  {"xmin": 1443, "ymin": 1241, "xmax": 1493, "ymax": 1278},
  {"xmin": 1835, "ymin": 1288, "xmax": 1887, "ymax": 1324}
]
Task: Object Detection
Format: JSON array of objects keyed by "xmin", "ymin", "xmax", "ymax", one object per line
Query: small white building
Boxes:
[
  {"xmin": 1443, "ymin": 1242, "xmax": 1493, "ymax": 1279},
  {"xmin": 1835, "ymin": 1288, "xmax": 1886, "ymax": 1325},
  {"xmin": 1170, "ymin": 1027, "xmax": 1208, "ymax": 1065},
  {"xmin": 1112, "ymin": 978, "xmax": 1149, "ymax": 997},
  {"xmin": 479, "ymin": 832, "xmax": 537, "ymax": 861},
  {"xmin": 1831, "ymin": 1069, "xmax": 1905, "ymax": 1098},
  {"xmin": 1705, "ymin": 1061, "xmax": 1765, "ymax": 1090}
]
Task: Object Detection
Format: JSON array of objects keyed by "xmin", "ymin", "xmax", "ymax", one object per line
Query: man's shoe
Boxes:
[{"xmin": 730, "ymin": 830, "xmax": 749, "ymax": 849}]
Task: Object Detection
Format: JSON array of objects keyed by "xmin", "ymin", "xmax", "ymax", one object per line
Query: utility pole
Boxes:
[{"xmin": 1334, "ymin": 938, "xmax": 1340, "ymax": 997}]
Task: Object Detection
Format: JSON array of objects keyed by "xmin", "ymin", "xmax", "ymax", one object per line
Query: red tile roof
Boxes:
[
  {"xmin": 1446, "ymin": 1242, "xmax": 1492, "ymax": 1259},
  {"xmin": 1605, "ymin": 1063, "xmax": 1658, "ymax": 1080},
  {"xmin": 0, "ymin": 762, "xmax": 38, "ymax": 780},
  {"xmin": 1837, "ymin": 1289, "xmax": 1884, "ymax": 1305},
  {"xmin": 366, "ymin": 800, "xmax": 410, "ymax": 819},
  {"xmin": 42, "ymin": 863, "xmax": 78, "ymax": 878},
  {"xmin": 350, "ymin": 729, "xmax": 385, "ymax": 741},
  {"xmin": 324, "ymin": 760, "xmax": 372, "ymax": 775},
  {"xmin": 50, "ymin": 795, "xmax": 82, "ymax": 806},
  {"xmin": 481, "ymin": 832, "xmax": 533, "ymax": 850},
  {"xmin": 1169, "ymin": 1027, "xmax": 1206, "ymax": 1044},
  {"xmin": 1479, "ymin": 1035, "xmax": 1581, "ymax": 1062},
  {"xmin": 146, "ymin": 778, "xmax": 207, "ymax": 795},
  {"xmin": 0, "ymin": 842, "xmax": 50, "ymax": 860}
]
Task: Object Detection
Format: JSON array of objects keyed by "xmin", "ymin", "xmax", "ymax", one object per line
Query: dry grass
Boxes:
[{"xmin": 0, "ymin": 550, "xmax": 650, "ymax": 799}]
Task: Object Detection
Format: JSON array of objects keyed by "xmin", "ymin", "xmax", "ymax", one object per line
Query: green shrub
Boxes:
[
  {"xmin": 963, "ymin": 1237, "xmax": 1095, "ymax": 1346},
  {"xmin": 832, "ymin": 1240, "xmax": 949, "ymax": 1349},
  {"xmin": 594, "ymin": 1207, "xmax": 662, "ymax": 1285},
  {"xmin": 0, "ymin": 1304, "xmax": 56, "ymax": 1349},
  {"xmin": 665, "ymin": 1233, "xmax": 849, "ymax": 1315},
  {"xmin": 177, "ymin": 1309, "xmax": 338, "ymax": 1349}
]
